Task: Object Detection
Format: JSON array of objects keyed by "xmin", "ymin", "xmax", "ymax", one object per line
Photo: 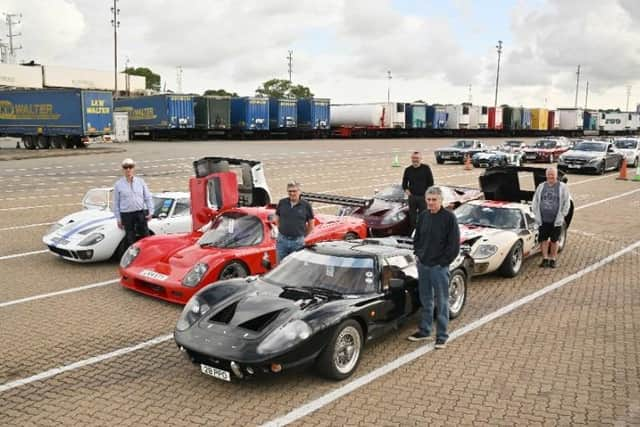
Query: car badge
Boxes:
[{"xmin": 365, "ymin": 271, "xmax": 373, "ymax": 278}]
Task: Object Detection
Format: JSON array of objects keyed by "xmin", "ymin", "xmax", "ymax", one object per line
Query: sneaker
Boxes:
[
  {"xmin": 539, "ymin": 259, "xmax": 549, "ymax": 268},
  {"xmin": 549, "ymin": 259, "xmax": 557, "ymax": 268},
  {"xmin": 408, "ymin": 331, "xmax": 431, "ymax": 342},
  {"xmin": 435, "ymin": 339, "xmax": 447, "ymax": 349}
]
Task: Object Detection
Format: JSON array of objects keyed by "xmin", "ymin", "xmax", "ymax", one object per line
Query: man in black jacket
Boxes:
[
  {"xmin": 402, "ymin": 151, "xmax": 434, "ymax": 234},
  {"xmin": 409, "ymin": 186, "xmax": 460, "ymax": 349}
]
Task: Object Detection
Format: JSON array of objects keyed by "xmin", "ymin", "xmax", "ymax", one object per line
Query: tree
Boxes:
[
  {"xmin": 203, "ymin": 89, "xmax": 238, "ymax": 97},
  {"xmin": 255, "ymin": 78, "xmax": 314, "ymax": 99},
  {"xmin": 124, "ymin": 67, "xmax": 161, "ymax": 91}
]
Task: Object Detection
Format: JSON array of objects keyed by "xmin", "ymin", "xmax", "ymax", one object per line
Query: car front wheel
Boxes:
[
  {"xmin": 316, "ymin": 319, "xmax": 363, "ymax": 380},
  {"xmin": 448, "ymin": 268, "xmax": 467, "ymax": 319},
  {"xmin": 598, "ymin": 161, "xmax": 605, "ymax": 175},
  {"xmin": 436, "ymin": 157, "xmax": 445, "ymax": 165},
  {"xmin": 499, "ymin": 240, "xmax": 524, "ymax": 278},
  {"xmin": 633, "ymin": 157, "xmax": 639, "ymax": 168},
  {"xmin": 219, "ymin": 261, "xmax": 249, "ymax": 280}
]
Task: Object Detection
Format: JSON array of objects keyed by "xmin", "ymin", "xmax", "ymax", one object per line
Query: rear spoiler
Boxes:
[{"xmin": 301, "ymin": 192, "xmax": 373, "ymax": 208}]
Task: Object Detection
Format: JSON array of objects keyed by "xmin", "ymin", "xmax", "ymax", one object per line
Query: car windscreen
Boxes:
[
  {"xmin": 573, "ymin": 142, "xmax": 606, "ymax": 152},
  {"xmin": 455, "ymin": 204, "xmax": 524, "ymax": 230},
  {"xmin": 614, "ymin": 140, "xmax": 638, "ymax": 149},
  {"xmin": 533, "ymin": 140, "xmax": 557, "ymax": 148},
  {"xmin": 152, "ymin": 197, "xmax": 174, "ymax": 218},
  {"xmin": 197, "ymin": 213, "xmax": 264, "ymax": 248},
  {"xmin": 454, "ymin": 140, "xmax": 474, "ymax": 148},
  {"xmin": 263, "ymin": 250, "xmax": 377, "ymax": 294},
  {"xmin": 374, "ymin": 185, "xmax": 406, "ymax": 201}
]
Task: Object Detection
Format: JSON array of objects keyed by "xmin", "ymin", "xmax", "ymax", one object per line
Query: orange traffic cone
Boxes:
[
  {"xmin": 464, "ymin": 155, "xmax": 473, "ymax": 171},
  {"xmin": 617, "ymin": 160, "xmax": 628, "ymax": 181}
]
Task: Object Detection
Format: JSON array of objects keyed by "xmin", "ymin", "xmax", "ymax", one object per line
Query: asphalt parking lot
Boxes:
[{"xmin": 1, "ymin": 138, "xmax": 639, "ymax": 426}]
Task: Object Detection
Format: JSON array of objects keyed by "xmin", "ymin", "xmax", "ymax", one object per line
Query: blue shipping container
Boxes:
[
  {"xmin": 407, "ymin": 103, "xmax": 427, "ymax": 128},
  {"xmin": 0, "ymin": 89, "xmax": 113, "ymax": 137},
  {"xmin": 114, "ymin": 94, "xmax": 195, "ymax": 130},
  {"xmin": 269, "ymin": 98, "xmax": 297, "ymax": 128},
  {"xmin": 231, "ymin": 97, "xmax": 269, "ymax": 130},
  {"xmin": 297, "ymin": 98, "xmax": 330, "ymax": 129},
  {"xmin": 520, "ymin": 108, "xmax": 532, "ymax": 129},
  {"xmin": 426, "ymin": 106, "xmax": 448, "ymax": 129}
]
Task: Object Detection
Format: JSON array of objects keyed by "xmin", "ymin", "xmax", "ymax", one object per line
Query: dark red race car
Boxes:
[
  {"xmin": 119, "ymin": 170, "xmax": 367, "ymax": 305},
  {"xmin": 522, "ymin": 138, "xmax": 571, "ymax": 163},
  {"xmin": 304, "ymin": 184, "xmax": 482, "ymax": 237}
]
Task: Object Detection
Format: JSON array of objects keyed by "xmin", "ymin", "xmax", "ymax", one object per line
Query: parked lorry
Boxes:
[{"xmin": 0, "ymin": 88, "xmax": 113, "ymax": 149}]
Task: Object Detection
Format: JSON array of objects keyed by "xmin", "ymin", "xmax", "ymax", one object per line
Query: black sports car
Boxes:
[{"xmin": 174, "ymin": 238, "xmax": 473, "ymax": 381}]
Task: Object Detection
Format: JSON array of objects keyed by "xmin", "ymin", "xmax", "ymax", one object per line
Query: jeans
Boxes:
[
  {"xmin": 408, "ymin": 195, "xmax": 426, "ymax": 234},
  {"xmin": 417, "ymin": 261, "xmax": 450, "ymax": 342},
  {"xmin": 276, "ymin": 235, "xmax": 305, "ymax": 263},
  {"xmin": 120, "ymin": 210, "xmax": 150, "ymax": 248}
]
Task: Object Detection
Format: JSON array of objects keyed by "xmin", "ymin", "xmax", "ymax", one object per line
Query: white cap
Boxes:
[{"xmin": 121, "ymin": 158, "xmax": 136, "ymax": 167}]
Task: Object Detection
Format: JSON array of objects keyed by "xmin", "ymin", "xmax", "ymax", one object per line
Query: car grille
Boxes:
[
  {"xmin": 48, "ymin": 245, "xmax": 75, "ymax": 259},
  {"xmin": 563, "ymin": 158, "xmax": 587, "ymax": 166},
  {"xmin": 133, "ymin": 279, "xmax": 167, "ymax": 296}
]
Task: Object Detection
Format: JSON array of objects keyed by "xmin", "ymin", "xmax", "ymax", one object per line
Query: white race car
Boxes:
[
  {"xmin": 43, "ymin": 188, "xmax": 191, "ymax": 263},
  {"xmin": 456, "ymin": 166, "xmax": 574, "ymax": 277}
]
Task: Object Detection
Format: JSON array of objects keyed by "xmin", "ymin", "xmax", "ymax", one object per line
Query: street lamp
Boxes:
[{"xmin": 494, "ymin": 40, "xmax": 503, "ymax": 109}]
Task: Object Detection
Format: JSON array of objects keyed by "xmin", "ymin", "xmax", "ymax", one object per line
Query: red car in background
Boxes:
[
  {"xmin": 523, "ymin": 138, "xmax": 571, "ymax": 163},
  {"xmin": 119, "ymin": 171, "xmax": 367, "ymax": 304}
]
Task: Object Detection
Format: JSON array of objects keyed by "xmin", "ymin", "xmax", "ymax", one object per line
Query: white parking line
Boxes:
[
  {"xmin": 575, "ymin": 188, "xmax": 640, "ymax": 210},
  {"xmin": 0, "ymin": 279, "xmax": 119, "ymax": 308},
  {"xmin": 0, "ymin": 250, "xmax": 48, "ymax": 261},
  {"xmin": 0, "ymin": 203, "xmax": 79, "ymax": 212},
  {"xmin": 0, "ymin": 222, "xmax": 52, "ymax": 232},
  {"xmin": 260, "ymin": 238, "xmax": 640, "ymax": 427}
]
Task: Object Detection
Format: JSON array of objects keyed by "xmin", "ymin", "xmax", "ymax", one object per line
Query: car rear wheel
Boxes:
[
  {"xmin": 499, "ymin": 240, "xmax": 523, "ymax": 278},
  {"xmin": 598, "ymin": 161, "xmax": 605, "ymax": 175},
  {"xmin": 316, "ymin": 319, "xmax": 363, "ymax": 380},
  {"xmin": 448, "ymin": 268, "xmax": 467, "ymax": 319},
  {"xmin": 219, "ymin": 261, "xmax": 249, "ymax": 280}
]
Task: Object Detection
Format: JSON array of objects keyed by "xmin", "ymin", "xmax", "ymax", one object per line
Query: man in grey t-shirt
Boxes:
[{"xmin": 532, "ymin": 167, "xmax": 571, "ymax": 268}]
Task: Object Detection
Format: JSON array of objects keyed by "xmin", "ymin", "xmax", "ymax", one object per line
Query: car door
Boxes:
[
  {"xmin": 523, "ymin": 211, "xmax": 539, "ymax": 254},
  {"xmin": 605, "ymin": 144, "xmax": 617, "ymax": 169}
]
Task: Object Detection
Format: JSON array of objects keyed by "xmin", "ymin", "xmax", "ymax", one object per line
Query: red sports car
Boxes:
[
  {"xmin": 119, "ymin": 171, "xmax": 367, "ymax": 304},
  {"xmin": 523, "ymin": 138, "xmax": 571, "ymax": 163}
]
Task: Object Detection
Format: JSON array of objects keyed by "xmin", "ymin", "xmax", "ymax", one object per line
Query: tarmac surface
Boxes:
[{"xmin": 0, "ymin": 138, "xmax": 639, "ymax": 426}]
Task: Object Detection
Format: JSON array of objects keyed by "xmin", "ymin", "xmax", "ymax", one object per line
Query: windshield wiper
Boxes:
[
  {"xmin": 300, "ymin": 286, "xmax": 343, "ymax": 297},
  {"xmin": 461, "ymin": 221, "xmax": 497, "ymax": 228}
]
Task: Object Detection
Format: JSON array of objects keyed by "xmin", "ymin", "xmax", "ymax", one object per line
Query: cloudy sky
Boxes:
[{"xmin": 3, "ymin": 0, "xmax": 640, "ymax": 109}]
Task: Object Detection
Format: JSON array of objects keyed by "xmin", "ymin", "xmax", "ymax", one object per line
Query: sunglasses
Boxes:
[{"xmin": 122, "ymin": 165, "xmax": 134, "ymax": 169}]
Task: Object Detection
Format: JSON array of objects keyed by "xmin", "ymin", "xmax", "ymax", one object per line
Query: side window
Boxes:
[
  {"xmin": 396, "ymin": 103, "xmax": 405, "ymax": 113},
  {"xmin": 173, "ymin": 199, "xmax": 190, "ymax": 216},
  {"xmin": 525, "ymin": 213, "xmax": 536, "ymax": 229}
]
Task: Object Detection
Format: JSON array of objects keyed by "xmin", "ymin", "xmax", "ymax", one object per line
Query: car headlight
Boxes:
[
  {"xmin": 176, "ymin": 296, "xmax": 210, "ymax": 331},
  {"xmin": 120, "ymin": 245, "xmax": 140, "ymax": 268},
  {"xmin": 182, "ymin": 262, "xmax": 209, "ymax": 287},
  {"xmin": 79, "ymin": 233, "xmax": 105, "ymax": 246},
  {"xmin": 381, "ymin": 210, "xmax": 407, "ymax": 225},
  {"xmin": 46, "ymin": 223, "xmax": 63, "ymax": 235},
  {"xmin": 256, "ymin": 319, "xmax": 312, "ymax": 355},
  {"xmin": 472, "ymin": 244, "xmax": 498, "ymax": 259}
]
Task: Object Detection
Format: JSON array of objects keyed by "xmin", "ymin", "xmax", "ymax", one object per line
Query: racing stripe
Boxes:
[{"xmin": 62, "ymin": 215, "xmax": 116, "ymax": 239}]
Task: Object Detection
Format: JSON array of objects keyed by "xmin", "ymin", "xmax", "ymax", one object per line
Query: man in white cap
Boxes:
[{"xmin": 113, "ymin": 158, "xmax": 154, "ymax": 248}]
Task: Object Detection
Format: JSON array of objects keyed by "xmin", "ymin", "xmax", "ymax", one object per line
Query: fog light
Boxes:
[
  {"xmin": 270, "ymin": 363, "xmax": 282, "ymax": 373},
  {"xmin": 230, "ymin": 361, "xmax": 243, "ymax": 379},
  {"xmin": 77, "ymin": 250, "xmax": 94, "ymax": 260},
  {"xmin": 246, "ymin": 367, "xmax": 254, "ymax": 375}
]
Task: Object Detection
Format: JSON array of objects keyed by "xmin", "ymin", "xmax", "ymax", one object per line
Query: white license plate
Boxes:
[
  {"xmin": 568, "ymin": 164, "xmax": 580, "ymax": 168},
  {"xmin": 441, "ymin": 154, "xmax": 451, "ymax": 159},
  {"xmin": 200, "ymin": 364, "xmax": 231, "ymax": 382},
  {"xmin": 140, "ymin": 269, "xmax": 168, "ymax": 281},
  {"xmin": 527, "ymin": 154, "xmax": 537, "ymax": 159}
]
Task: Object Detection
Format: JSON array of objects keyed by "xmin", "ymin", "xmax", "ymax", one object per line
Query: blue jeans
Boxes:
[
  {"xmin": 276, "ymin": 235, "xmax": 305, "ymax": 263},
  {"xmin": 417, "ymin": 262, "xmax": 450, "ymax": 342}
]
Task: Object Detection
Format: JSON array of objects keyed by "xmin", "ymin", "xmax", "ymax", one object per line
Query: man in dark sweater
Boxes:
[
  {"xmin": 402, "ymin": 151, "xmax": 434, "ymax": 234},
  {"xmin": 274, "ymin": 181, "xmax": 314, "ymax": 263},
  {"xmin": 409, "ymin": 186, "xmax": 460, "ymax": 349}
]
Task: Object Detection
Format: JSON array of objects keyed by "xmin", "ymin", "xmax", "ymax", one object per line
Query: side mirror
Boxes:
[
  {"xmin": 389, "ymin": 278, "xmax": 404, "ymax": 290},
  {"xmin": 158, "ymin": 213, "xmax": 168, "ymax": 219},
  {"xmin": 261, "ymin": 253, "xmax": 272, "ymax": 270}
]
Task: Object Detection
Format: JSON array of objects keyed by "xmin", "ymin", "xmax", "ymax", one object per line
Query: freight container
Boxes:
[
  {"xmin": 445, "ymin": 104, "xmax": 470, "ymax": 129},
  {"xmin": 530, "ymin": 108, "xmax": 548, "ymax": 130},
  {"xmin": 231, "ymin": 97, "xmax": 269, "ymax": 130},
  {"xmin": 426, "ymin": 105, "xmax": 448, "ymax": 129},
  {"xmin": 406, "ymin": 103, "xmax": 426, "ymax": 128},
  {"xmin": 488, "ymin": 106, "xmax": 503, "ymax": 129},
  {"xmin": 630, "ymin": 112, "xmax": 640, "ymax": 131},
  {"xmin": 547, "ymin": 110, "xmax": 559, "ymax": 130},
  {"xmin": 478, "ymin": 106, "xmax": 489, "ymax": 128},
  {"xmin": 557, "ymin": 108, "xmax": 584, "ymax": 130},
  {"xmin": 194, "ymin": 96, "xmax": 231, "ymax": 129},
  {"xmin": 331, "ymin": 103, "xmax": 405, "ymax": 128},
  {"xmin": 0, "ymin": 64, "xmax": 43, "ymax": 89},
  {"xmin": 269, "ymin": 98, "xmax": 297, "ymax": 128},
  {"xmin": 112, "ymin": 111, "xmax": 129, "ymax": 142},
  {"xmin": 520, "ymin": 108, "xmax": 532, "ymax": 129},
  {"xmin": 583, "ymin": 110, "xmax": 599, "ymax": 130},
  {"xmin": 502, "ymin": 106, "xmax": 522, "ymax": 130},
  {"xmin": 467, "ymin": 105, "xmax": 480, "ymax": 129},
  {"xmin": 297, "ymin": 98, "xmax": 330, "ymax": 129},
  {"xmin": 600, "ymin": 112, "xmax": 631, "ymax": 132},
  {"xmin": 0, "ymin": 88, "xmax": 113, "ymax": 149},
  {"xmin": 114, "ymin": 94, "xmax": 195, "ymax": 131}
]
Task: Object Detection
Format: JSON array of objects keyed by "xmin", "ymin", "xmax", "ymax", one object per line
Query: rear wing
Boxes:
[{"xmin": 301, "ymin": 192, "xmax": 373, "ymax": 208}]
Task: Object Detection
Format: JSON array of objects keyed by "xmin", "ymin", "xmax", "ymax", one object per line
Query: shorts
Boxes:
[{"xmin": 538, "ymin": 223, "xmax": 562, "ymax": 242}]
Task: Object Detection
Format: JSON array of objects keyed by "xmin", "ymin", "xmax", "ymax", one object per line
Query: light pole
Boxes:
[
  {"xmin": 387, "ymin": 70, "xmax": 392, "ymax": 103},
  {"xmin": 111, "ymin": 0, "xmax": 120, "ymax": 97},
  {"xmin": 493, "ymin": 40, "xmax": 503, "ymax": 109},
  {"xmin": 287, "ymin": 50, "xmax": 293, "ymax": 83}
]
